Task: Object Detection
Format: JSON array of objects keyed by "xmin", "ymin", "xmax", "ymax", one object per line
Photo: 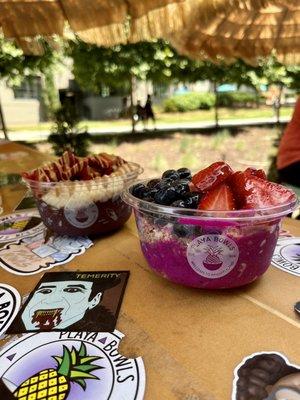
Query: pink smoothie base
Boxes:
[{"xmin": 138, "ymin": 218, "xmax": 280, "ymax": 289}]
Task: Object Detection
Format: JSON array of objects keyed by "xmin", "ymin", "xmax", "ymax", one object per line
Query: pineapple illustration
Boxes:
[
  {"xmin": 203, "ymin": 245, "xmax": 223, "ymax": 271},
  {"xmin": 13, "ymin": 343, "xmax": 103, "ymax": 400}
]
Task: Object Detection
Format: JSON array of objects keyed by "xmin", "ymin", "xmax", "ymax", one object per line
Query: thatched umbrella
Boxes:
[
  {"xmin": 169, "ymin": 1, "xmax": 300, "ymax": 65},
  {"xmin": 1, "ymin": 0, "xmax": 298, "ymax": 64}
]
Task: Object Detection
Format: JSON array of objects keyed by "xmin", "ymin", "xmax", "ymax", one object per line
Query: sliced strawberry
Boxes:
[
  {"xmin": 228, "ymin": 171, "xmax": 248, "ymax": 208},
  {"xmin": 230, "ymin": 172, "xmax": 295, "ymax": 209},
  {"xmin": 244, "ymin": 167, "xmax": 267, "ymax": 180},
  {"xmin": 198, "ymin": 184, "xmax": 236, "ymax": 211},
  {"xmin": 192, "ymin": 162, "xmax": 233, "ymax": 192},
  {"xmin": 244, "ymin": 177, "xmax": 295, "ymax": 209}
]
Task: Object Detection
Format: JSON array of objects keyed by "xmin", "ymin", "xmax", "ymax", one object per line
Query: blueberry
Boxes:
[
  {"xmin": 171, "ymin": 200, "xmax": 186, "ymax": 208},
  {"xmin": 147, "ymin": 179, "xmax": 160, "ymax": 189},
  {"xmin": 162, "ymin": 169, "xmax": 180, "ymax": 181},
  {"xmin": 173, "ymin": 180, "xmax": 190, "ymax": 196},
  {"xmin": 132, "ymin": 183, "xmax": 148, "ymax": 199},
  {"xmin": 157, "ymin": 179, "xmax": 172, "ymax": 190},
  {"xmin": 148, "ymin": 187, "xmax": 159, "ymax": 199},
  {"xmin": 177, "ymin": 168, "xmax": 192, "ymax": 180},
  {"xmin": 154, "ymin": 187, "xmax": 177, "ymax": 205},
  {"xmin": 173, "ymin": 223, "xmax": 194, "ymax": 238},
  {"xmin": 183, "ymin": 192, "xmax": 202, "ymax": 209}
]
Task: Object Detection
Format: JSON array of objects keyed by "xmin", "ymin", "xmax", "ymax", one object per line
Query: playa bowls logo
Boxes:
[
  {"xmin": 64, "ymin": 203, "xmax": 99, "ymax": 229},
  {"xmin": 187, "ymin": 234, "xmax": 239, "ymax": 279},
  {"xmin": 0, "ymin": 331, "xmax": 145, "ymax": 400}
]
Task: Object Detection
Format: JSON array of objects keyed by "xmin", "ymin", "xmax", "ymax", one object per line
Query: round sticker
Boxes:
[
  {"xmin": 0, "ymin": 284, "xmax": 21, "ymax": 336},
  {"xmin": 0, "ymin": 212, "xmax": 44, "ymax": 244},
  {"xmin": 187, "ymin": 234, "xmax": 239, "ymax": 279},
  {"xmin": 64, "ymin": 203, "xmax": 99, "ymax": 228},
  {"xmin": 0, "ymin": 331, "xmax": 145, "ymax": 400}
]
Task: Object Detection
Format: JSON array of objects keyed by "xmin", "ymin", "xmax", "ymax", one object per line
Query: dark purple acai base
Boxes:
[
  {"xmin": 36, "ymin": 196, "xmax": 131, "ymax": 237},
  {"xmin": 135, "ymin": 211, "xmax": 281, "ymax": 289}
]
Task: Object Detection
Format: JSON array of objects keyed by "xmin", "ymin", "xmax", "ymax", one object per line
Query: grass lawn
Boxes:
[{"xmin": 8, "ymin": 106, "xmax": 292, "ymax": 132}]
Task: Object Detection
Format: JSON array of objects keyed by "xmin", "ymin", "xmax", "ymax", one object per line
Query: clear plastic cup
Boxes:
[
  {"xmin": 23, "ymin": 162, "xmax": 143, "ymax": 237},
  {"xmin": 123, "ymin": 180, "xmax": 297, "ymax": 289}
]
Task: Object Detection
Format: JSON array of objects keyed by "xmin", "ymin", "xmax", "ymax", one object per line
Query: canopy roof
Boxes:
[{"xmin": 0, "ymin": 0, "xmax": 299, "ymax": 63}]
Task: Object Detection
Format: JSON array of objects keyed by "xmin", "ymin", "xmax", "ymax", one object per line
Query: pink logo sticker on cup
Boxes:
[{"xmin": 187, "ymin": 234, "xmax": 239, "ymax": 279}]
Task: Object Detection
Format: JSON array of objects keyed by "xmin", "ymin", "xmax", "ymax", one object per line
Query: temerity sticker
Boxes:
[
  {"xmin": 232, "ymin": 351, "xmax": 300, "ymax": 399},
  {"xmin": 0, "ymin": 330, "xmax": 145, "ymax": 400},
  {"xmin": 8, "ymin": 271, "xmax": 129, "ymax": 334}
]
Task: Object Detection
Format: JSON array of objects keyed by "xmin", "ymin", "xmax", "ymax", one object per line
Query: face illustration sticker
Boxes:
[
  {"xmin": 0, "ymin": 212, "xmax": 44, "ymax": 245},
  {"xmin": 0, "ymin": 330, "xmax": 145, "ymax": 400},
  {"xmin": 0, "ymin": 284, "xmax": 21, "ymax": 337},
  {"xmin": 272, "ymin": 237, "xmax": 300, "ymax": 276},
  {"xmin": 232, "ymin": 352, "xmax": 300, "ymax": 400},
  {"xmin": 8, "ymin": 271, "xmax": 129, "ymax": 334},
  {"xmin": 0, "ymin": 232, "xmax": 93, "ymax": 275}
]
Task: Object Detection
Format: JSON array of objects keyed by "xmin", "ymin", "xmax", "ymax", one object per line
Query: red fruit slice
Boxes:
[
  {"xmin": 230, "ymin": 173, "xmax": 295, "ymax": 209},
  {"xmin": 244, "ymin": 167, "xmax": 267, "ymax": 180},
  {"xmin": 192, "ymin": 162, "xmax": 233, "ymax": 192},
  {"xmin": 198, "ymin": 184, "xmax": 236, "ymax": 211},
  {"xmin": 228, "ymin": 171, "xmax": 248, "ymax": 208}
]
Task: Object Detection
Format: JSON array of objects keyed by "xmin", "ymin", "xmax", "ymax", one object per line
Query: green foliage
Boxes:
[
  {"xmin": 48, "ymin": 103, "xmax": 90, "ymax": 156},
  {"xmin": 41, "ymin": 69, "xmax": 60, "ymax": 119},
  {"xmin": 0, "ymin": 36, "xmax": 59, "ymax": 85},
  {"xmin": 217, "ymin": 91, "xmax": 258, "ymax": 107},
  {"xmin": 163, "ymin": 92, "xmax": 215, "ymax": 112},
  {"xmin": 68, "ymin": 39, "xmax": 187, "ymax": 94}
]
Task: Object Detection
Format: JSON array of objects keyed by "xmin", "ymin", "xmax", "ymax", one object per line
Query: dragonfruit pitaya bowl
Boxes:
[
  {"xmin": 22, "ymin": 151, "xmax": 142, "ymax": 237},
  {"xmin": 122, "ymin": 163, "xmax": 297, "ymax": 289}
]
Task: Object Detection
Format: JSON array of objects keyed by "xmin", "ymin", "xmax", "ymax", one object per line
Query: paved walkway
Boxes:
[{"xmin": 3, "ymin": 116, "xmax": 290, "ymax": 143}]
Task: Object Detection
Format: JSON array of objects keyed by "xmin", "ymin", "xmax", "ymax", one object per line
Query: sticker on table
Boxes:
[
  {"xmin": 14, "ymin": 193, "xmax": 36, "ymax": 212},
  {"xmin": 232, "ymin": 351, "xmax": 300, "ymax": 400},
  {"xmin": 0, "ymin": 211, "xmax": 44, "ymax": 245},
  {"xmin": 0, "ymin": 283, "xmax": 21, "ymax": 337},
  {"xmin": 0, "ymin": 330, "xmax": 145, "ymax": 400},
  {"xmin": 0, "ymin": 232, "xmax": 93, "ymax": 275},
  {"xmin": 272, "ymin": 237, "xmax": 300, "ymax": 277},
  {"xmin": 8, "ymin": 270, "xmax": 129, "ymax": 334}
]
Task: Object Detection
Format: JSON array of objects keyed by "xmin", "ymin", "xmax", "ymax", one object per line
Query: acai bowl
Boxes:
[
  {"xmin": 23, "ymin": 150, "xmax": 143, "ymax": 237},
  {"xmin": 123, "ymin": 162, "xmax": 297, "ymax": 289}
]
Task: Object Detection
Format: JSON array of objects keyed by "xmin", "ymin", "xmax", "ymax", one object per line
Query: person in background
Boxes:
[
  {"xmin": 135, "ymin": 100, "xmax": 146, "ymax": 129},
  {"xmin": 277, "ymin": 97, "xmax": 300, "ymax": 187},
  {"xmin": 144, "ymin": 94, "xmax": 156, "ymax": 130}
]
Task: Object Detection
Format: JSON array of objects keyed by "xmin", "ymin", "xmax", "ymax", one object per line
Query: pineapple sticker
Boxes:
[
  {"xmin": 13, "ymin": 343, "xmax": 103, "ymax": 400},
  {"xmin": 0, "ymin": 332, "xmax": 145, "ymax": 400}
]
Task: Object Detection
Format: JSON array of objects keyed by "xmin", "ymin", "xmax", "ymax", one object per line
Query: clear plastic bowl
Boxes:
[
  {"xmin": 123, "ymin": 179, "xmax": 298, "ymax": 289},
  {"xmin": 23, "ymin": 162, "xmax": 143, "ymax": 237}
]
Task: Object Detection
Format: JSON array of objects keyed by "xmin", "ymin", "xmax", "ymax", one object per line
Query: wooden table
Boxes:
[{"xmin": 1, "ymin": 142, "xmax": 300, "ymax": 400}]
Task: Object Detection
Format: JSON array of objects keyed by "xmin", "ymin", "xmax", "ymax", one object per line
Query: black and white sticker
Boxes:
[
  {"xmin": 0, "ymin": 283, "xmax": 21, "ymax": 336},
  {"xmin": 272, "ymin": 237, "xmax": 300, "ymax": 277}
]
